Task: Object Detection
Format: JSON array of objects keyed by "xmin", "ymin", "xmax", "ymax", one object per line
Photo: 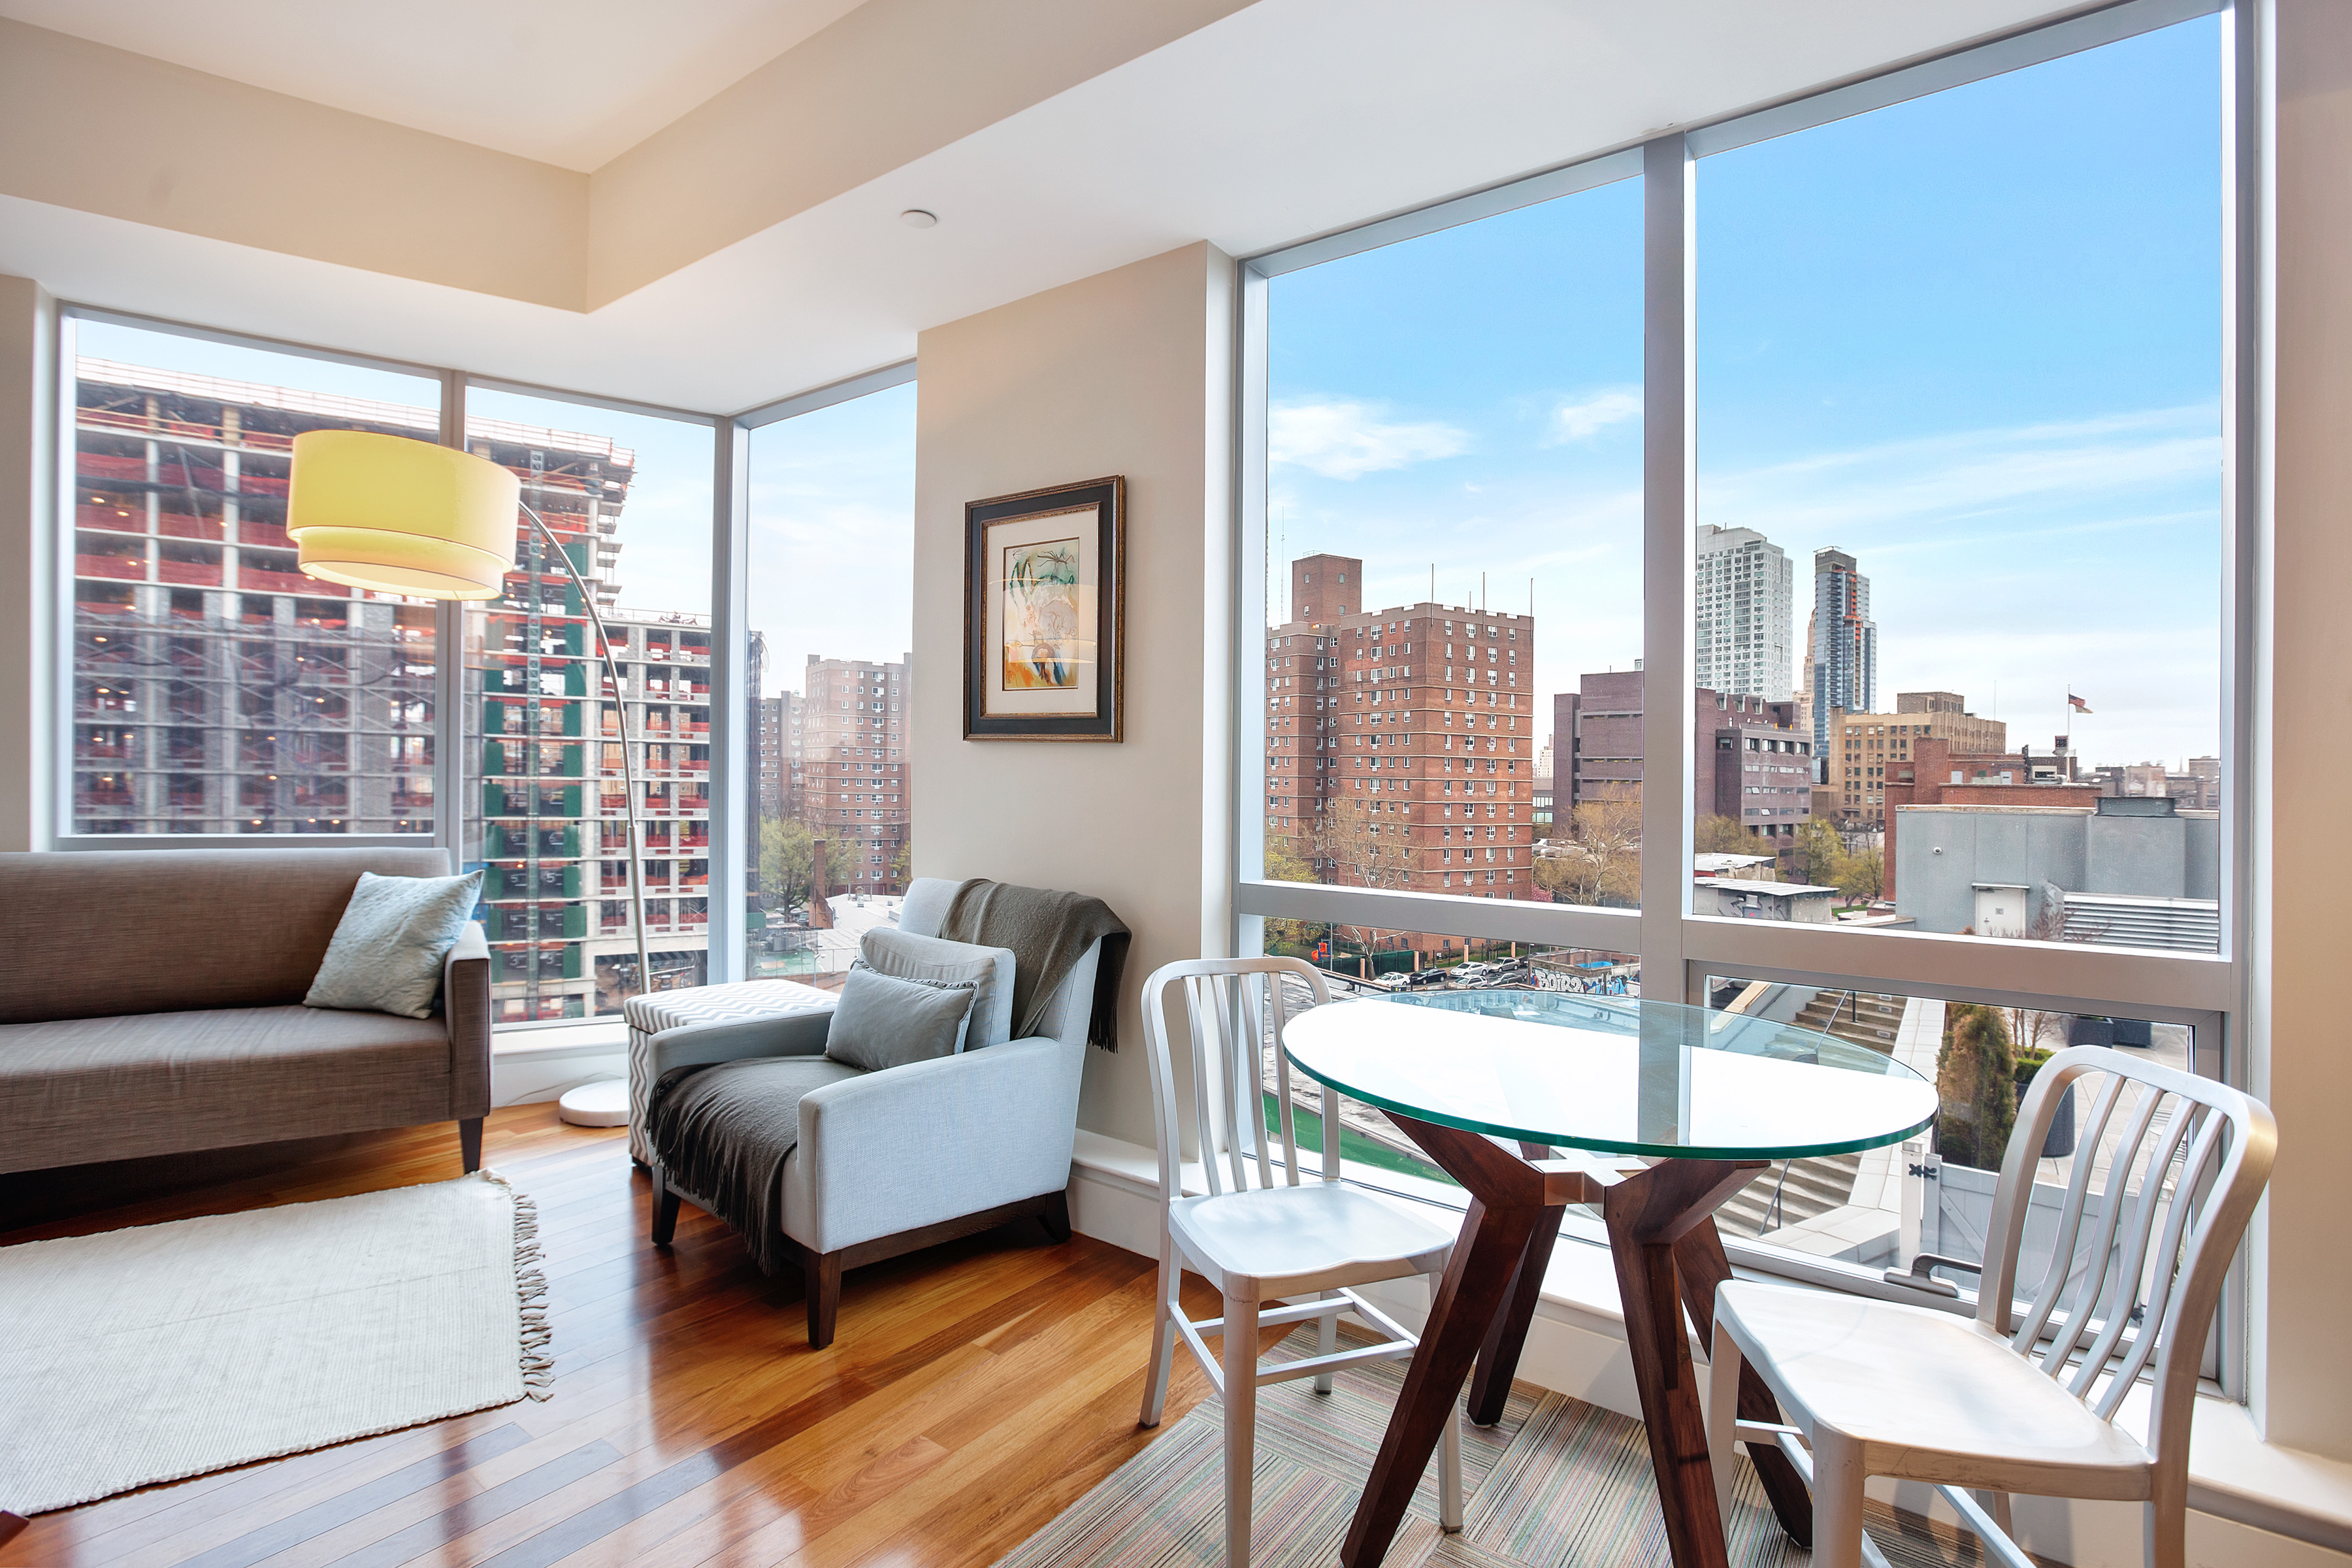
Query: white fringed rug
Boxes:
[{"xmin": 0, "ymin": 1170, "xmax": 550, "ymax": 1516}]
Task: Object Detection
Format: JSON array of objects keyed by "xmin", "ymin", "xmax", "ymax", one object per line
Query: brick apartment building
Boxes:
[
  {"xmin": 1553, "ymin": 672, "xmax": 1815, "ymax": 853},
  {"xmin": 1827, "ymin": 691, "xmax": 2007, "ymax": 828},
  {"xmin": 71, "ymin": 355, "xmax": 714, "ymax": 1023},
  {"xmin": 798, "ymin": 653, "xmax": 910, "ymax": 897},
  {"xmin": 1266, "ymin": 553, "xmax": 1537, "ymax": 898}
]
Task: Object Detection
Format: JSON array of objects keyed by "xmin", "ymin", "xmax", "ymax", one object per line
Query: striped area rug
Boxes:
[{"xmin": 998, "ymin": 1328, "xmax": 2011, "ymax": 1568}]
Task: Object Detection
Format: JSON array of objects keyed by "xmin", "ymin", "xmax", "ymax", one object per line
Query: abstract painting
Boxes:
[{"xmin": 964, "ymin": 478, "xmax": 1124, "ymax": 741}]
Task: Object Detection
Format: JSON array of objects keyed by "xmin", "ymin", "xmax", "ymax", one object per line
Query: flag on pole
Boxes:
[{"xmin": 2068, "ymin": 693, "xmax": 2093, "ymax": 714}]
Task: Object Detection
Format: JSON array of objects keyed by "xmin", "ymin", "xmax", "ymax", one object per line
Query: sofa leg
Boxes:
[
  {"xmin": 806, "ymin": 1251, "xmax": 842, "ymax": 1349},
  {"xmin": 1040, "ymin": 1188, "xmax": 1073, "ymax": 1244},
  {"xmin": 459, "ymin": 1117, "xmax": 483, "ymax": 1174},
  {"xmin": 650, "ymin": 1165, "xmax": 679, "ymax": 1247}
]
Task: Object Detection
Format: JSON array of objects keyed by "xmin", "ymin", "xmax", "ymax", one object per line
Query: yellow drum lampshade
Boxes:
[{"xmin": 287, "ymin": 430, "xmax": 520, "ymax": 599}]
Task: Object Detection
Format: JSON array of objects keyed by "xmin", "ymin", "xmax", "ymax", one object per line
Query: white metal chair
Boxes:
[
  {"xmin": 1137, "ymin": 956, "xmax": 1463, "ymax": 1568},
  {"xmin": 1707, "ymin": 1045, "xmax": 2276, "ymax": 1568}
]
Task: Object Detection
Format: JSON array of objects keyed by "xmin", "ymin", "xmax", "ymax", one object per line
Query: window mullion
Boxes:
[
  {"xmin": 1638, "ymin": 133, "xmax": 1695, "ymax": 997},
  {"xmin": 434, "ymin": 368, "xmax": 466, "ymax": 868}
]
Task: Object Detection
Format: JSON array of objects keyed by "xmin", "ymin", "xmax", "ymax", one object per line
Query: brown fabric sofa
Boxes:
[{"xmin": 0, "ymin": 847, "xmax": 492, "ymax": 1175}]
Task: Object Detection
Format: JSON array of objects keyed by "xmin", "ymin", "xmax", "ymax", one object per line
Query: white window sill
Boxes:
[
  {"xmin": 490, "ymin": 1020, "xmax": 627, "ymax": 1058},
  {"xmin": 1070, "ymin": 1132, "xmax": 2352, "ymax": 1556}
]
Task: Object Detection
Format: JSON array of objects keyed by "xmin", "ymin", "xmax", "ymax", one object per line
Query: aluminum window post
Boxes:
[
  {"xmin": 1639, "ymin": 132, "xmax": 1697, "ymax": 1001},
  {"xmin": 709, "ymin": 417, "xmax": 749, "ymax": 983},
  {"xmin": 435, "ymin": 368, "xmax": 466, "ymax": 870}
]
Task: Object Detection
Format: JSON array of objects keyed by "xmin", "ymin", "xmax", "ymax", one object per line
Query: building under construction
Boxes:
[{"xmin": 69, "ymin": 356, "xmax": 710, "ymax": 1024}]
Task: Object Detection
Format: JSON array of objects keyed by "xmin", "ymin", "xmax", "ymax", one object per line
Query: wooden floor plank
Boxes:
[{"xmin": 0, "ymin": 1105, "xmax": 1226, "ymax": 1568}]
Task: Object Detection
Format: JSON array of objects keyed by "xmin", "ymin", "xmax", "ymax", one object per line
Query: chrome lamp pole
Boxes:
[{"xmin": 516, "ymin": 501, "xmax": 652, "ymax": 1004}]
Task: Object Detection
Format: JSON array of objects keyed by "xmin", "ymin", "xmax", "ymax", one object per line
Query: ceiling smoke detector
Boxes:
[{"xmin": 900, "ymin": 209, "xmax": 938, "ymax": 229}]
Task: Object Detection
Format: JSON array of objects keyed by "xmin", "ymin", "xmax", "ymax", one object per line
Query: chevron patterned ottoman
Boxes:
[{"xmin": 621, "ymin": 980, "xmax": 838, "ymax": 1164}]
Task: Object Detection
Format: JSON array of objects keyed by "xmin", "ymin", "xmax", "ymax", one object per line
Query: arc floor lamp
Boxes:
[{"xmin": 286, "ymin": 429, "xmax": 653, "ymax": 1005}]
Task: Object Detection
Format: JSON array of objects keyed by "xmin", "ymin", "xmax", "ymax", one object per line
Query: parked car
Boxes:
[{"xmin": 1401, "ymin": 968, "xmax": 1448, "ymax": 988}]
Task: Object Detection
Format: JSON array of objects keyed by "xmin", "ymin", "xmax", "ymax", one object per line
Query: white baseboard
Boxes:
[{"xmin": 491, "ymin": 1037, "xmax": 626, "ymax": 1107}]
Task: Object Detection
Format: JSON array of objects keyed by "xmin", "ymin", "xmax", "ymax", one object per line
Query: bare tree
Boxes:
[
  {"xmin": 1312, "ymin": 794, "xmax": 1418, "ymax": 956},
  {"xmin": 1534, "ymin": 785, "xmax": 1641, "ymax": 907}
]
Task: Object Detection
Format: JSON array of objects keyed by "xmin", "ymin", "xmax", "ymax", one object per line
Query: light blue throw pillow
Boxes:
[{"xmin": 304, "ymin": 870, "xmax": 485, "ymax": 1019}]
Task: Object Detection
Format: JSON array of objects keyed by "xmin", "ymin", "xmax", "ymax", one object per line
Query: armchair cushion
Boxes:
[
  {"xmin": 858, "ymin": 927, "xmax": 1014, "ymax": 1047},
  {"xmin": 823, "ymin": 966, "xmax": 975, "ymax": 1071}
]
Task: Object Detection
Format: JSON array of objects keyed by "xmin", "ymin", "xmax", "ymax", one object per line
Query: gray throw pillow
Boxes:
[
  {"xmin": 824, "ymin": 965, "xmax": 977, "ymax": 1072},
  {"xmin": 304, "ymin": 870, "xmax": 485, "ymax": 1019},
  {"xmin": 859, "ymin": 926, "xmax": 1015, "ymax": 1047}
]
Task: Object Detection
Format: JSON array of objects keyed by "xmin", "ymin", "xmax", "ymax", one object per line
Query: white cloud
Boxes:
[
  {"xmin": 1546, "ymin": 388, "xmax": 1641, "ymax": 444},
  {"xmin": 1268, "ymin": 399, "xmax": 1469, "ymax": 480},
  {"xmin": 1699, "ymin": 406, "xmax": 2221, "ymax": 541}
]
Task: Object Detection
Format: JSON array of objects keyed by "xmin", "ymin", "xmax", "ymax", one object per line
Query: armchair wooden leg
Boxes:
[
  {"xmin": 459, "ymin": 1117, "xmax": 483, "ymax": 1174},
  {"xmin": 1039, "ymin": 1188, "xmax": 1073, "ymax": 1243},
  {"xmin": 806, "ymin": 1250, "xmax": 842, "ymax": 1348},
  {"xmin": 649, "ymin": 1165, "xmax": 679, "ymax": 1247}
]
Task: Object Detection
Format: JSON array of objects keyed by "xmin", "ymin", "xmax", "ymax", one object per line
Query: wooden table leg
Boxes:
[
  {"xmin": 1603, "ymin": 1159, "xmax": 1768, "ymax": 1568},
  {"xmin": 1465, "ymin": 1198, "xmax": 1563, "ymax": 1427},
  {"xmin": 1674, "ymin": 1213, "xmax": 1814, "ymax": 1548},
  {"xmin": 1339, "ymin": 1115, "xmax": 1556, "ymax": 1568}
]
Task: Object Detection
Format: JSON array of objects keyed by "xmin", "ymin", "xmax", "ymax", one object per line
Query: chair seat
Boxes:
[
  {"xmin": 1718, "ymin": 1280, "xmax": 2155, "ymax": 1494},
  {"xmin": 1170, "ymin": 1181, "xmax": 1454, "ymax": 1301}
]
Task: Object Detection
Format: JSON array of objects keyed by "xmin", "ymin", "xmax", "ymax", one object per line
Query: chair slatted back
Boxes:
[
  {"xmin": 1976, "ymin": 1046, "xmax": 2274, "ymax": 1469},
  {"xmin": 1140, "ymin": 957, "xmax": 1335, "ymax": 1202}
]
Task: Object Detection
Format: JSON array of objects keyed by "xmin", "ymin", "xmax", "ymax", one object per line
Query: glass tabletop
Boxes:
[{"xmin": 1282, "ymin": 991, "xmax": 1938, "ymax": 1161}]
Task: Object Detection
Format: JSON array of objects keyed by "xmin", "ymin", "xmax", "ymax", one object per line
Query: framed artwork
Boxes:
[{"xmin": 964, "ymin": 476, "xmax": 1124, "ymax": 742}]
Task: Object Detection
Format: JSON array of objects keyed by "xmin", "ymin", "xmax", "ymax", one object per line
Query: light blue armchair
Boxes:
[{"xmin": 646, "ymin": 877, "xmax": 1105, "ymax": 1347}]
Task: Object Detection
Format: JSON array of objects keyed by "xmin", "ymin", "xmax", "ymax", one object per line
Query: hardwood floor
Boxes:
[{"xmin": 1, "ymin": 1105, "xmax": 1230, "ymax": 1568}]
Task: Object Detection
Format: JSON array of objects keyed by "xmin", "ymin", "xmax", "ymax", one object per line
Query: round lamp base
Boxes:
[{"xmin": 557, "ymin": 1079, "xmax": 629, "ymax": 1128}]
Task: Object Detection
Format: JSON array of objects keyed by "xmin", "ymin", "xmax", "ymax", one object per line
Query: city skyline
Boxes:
[{"xmin": 1264, "ymin": 14, "xmax": 2223, "ymax": 773}]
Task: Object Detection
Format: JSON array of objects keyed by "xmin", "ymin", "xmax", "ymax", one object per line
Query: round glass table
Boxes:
[{"xmin": 1282, "ymin": 992, "xmax": 1937, "ymax": 1568}]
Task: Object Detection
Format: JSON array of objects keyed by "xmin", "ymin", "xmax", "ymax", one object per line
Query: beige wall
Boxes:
[
  {"xmin": 0, "ymin": 22, "xmax": 585, "ymax": 312},
  {"xmin": 911, "ymin": 241, "xmax": 1233, "ymax": 1147},
  {"xmin": 0, "ymin": 276, "xmax": 55, "ymax": 853},
  {"xmin": 2253, "ymin": 0, "xmax": 2352, "ymax": 1464}
]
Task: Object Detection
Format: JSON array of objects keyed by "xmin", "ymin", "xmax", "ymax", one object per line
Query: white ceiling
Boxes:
[
  {"xmin": 0, "ymin": 0, "xmax": 869, "ymax": 171},
  {"xmin": 0, "ymin": 0, "xmax": 2096, "ymax": 415}
]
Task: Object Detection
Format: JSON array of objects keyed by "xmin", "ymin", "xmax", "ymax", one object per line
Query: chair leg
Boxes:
[
  {"xmin": 1707, "ymin": 1317, "xmax": 1744, "ymax": 1526},
  {"xmin": 1222, "ymin": 1293, "xmax": 1260, "ymax": 1568},
  {"xmin": 649, "ymin": 1164, "xmax": 679, "ymax": 1246},
  {"xmin": 1315, "ymin": 1290, "xmax": 1338, "ymax": 1396},
  {"xmin": 459, "ymin": 1117, "xmax": 483, "ymax": 1173},
  {"xmin": 1139, "ymin": 1233, "xmax": 1181, "ymax": 1428},
  {"xmin": 806, "ymin": 1250, "xmax": 842, "ymax": 1349},
  {"xmin": 2146, "ymin": 1484, "xmax": 2187, "ymax": 1568},
  {"xmin": 1438, "ymin": 1390, "xmax": 1463, "ymax": 1533},
  {"xmin": 1810, "ymin": 1431, "xmax": 1868, "ymax": 1568},
  {"xmin": 1039, "ymin": 1188, "xmax": 1073, "ymax": 1244}
]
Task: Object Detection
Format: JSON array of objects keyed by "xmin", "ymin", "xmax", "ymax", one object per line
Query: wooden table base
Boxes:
[{"xmin": 1338, "ymin": 1118, "xmax": 1812, "ymax": 1568}]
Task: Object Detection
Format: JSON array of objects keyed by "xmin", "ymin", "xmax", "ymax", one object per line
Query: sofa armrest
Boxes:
[
  {"xmin": 443, "ymin": 921, "xmax": 493, "ymax": 1119},
  {"xmin": 791, "ymin": 1034, "xmax": 1079, "ymax": 1254},
  {"xmin": 649, "ymin": 1009, "xmax": 833, "ymax": 1081}
]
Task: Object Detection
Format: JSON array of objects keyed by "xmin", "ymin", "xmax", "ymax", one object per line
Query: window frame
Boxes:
[
  {"xmin": 41, "ymin": 310, "xmax": 900, "ymax": 1018},
  {"xmin": 1229, "ymin": 0, "xmax": 2253, "ymax": 1390}
]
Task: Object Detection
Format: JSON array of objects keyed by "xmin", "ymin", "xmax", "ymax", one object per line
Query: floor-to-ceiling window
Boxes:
[
  {"xmin": 738, "ymin": 372, "xmax": 917, "ymax": 988},
  {"xmin": 61, "ymin": 318, "xmax": 444, "ymax": 838},
  {"xmin": 1238, "ymin": 0, "xmax": 2240, "ymax": 1332},
  {"xmin": 456, "ymin": 385, "xmax": 715, "ymax": 1024}
]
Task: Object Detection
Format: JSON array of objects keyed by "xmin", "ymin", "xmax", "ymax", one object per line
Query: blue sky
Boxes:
[
  {"xmin": 742, "ymin": 382, "xmax": 917, "ymax": 696},
  {"xmin": 1268, "ymin": 15, "xmax": 2224, "ymax": 772}
]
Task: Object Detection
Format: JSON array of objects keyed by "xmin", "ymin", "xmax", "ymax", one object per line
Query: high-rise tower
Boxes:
[
  {"xmin": 1808, "ymin": 546, "xmax": 1876, "ymax": 772},
  {"xmin": 1693, "ymin": 525, "xmax": 1793, "ymax": 701}
]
